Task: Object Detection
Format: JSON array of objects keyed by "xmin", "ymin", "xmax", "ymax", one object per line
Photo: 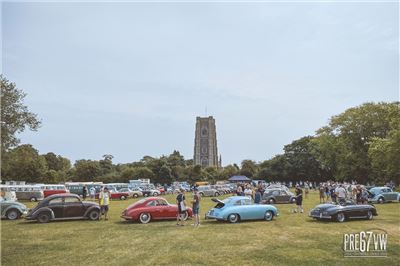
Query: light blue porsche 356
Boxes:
[{"xmin": 205, "ymin": 196, "xmax": 279, "ymax": 223}]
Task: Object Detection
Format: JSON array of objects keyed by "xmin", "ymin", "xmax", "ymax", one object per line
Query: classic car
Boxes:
[
  {"xmin": 368, "ymin": 187, "xmax": 400, "ymax": 204},
  {"xmin": 139, "ymin": 187, "xmax": 161, "ymax": 197},
  {"xmin": 309, "ymin": 201, "xmax": 378, "ymax": 222},
  {"xmin": 95, "ymin": 189, "xmax": 129, "ymax": 200},
  {"xmin": 118, "ymin": 188, "xmax": 143, "ymax": 198},
  {"xmin": 121, "ymin": 197, "xmax": 193, "ymax": 224},
  {"xmin": 205, "ymin": 196, "xmax": 279, "ymax": 223},
  {"xmin": 262, "ymin": 189, "xmax": 297, "ymax": 204},
  {"xmin": 26, "ymin": 193, "xmax": 101, "ymax": 223},
  {"xmin": 197, "ymin": 186, "xmax": 220, "ymax": 197},
  {"xmin": 0, "ymin": 197, "xmax": 28, "ymax": 220}
]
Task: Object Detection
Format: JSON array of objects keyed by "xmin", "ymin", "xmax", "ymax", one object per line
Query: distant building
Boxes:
[
  {"xmin": 4, "ymin": 181, "xmax": 26, "ymax": 186},
  {"xmin": 193, "ymin": 116, "xmax": 221, "ymax": 168}
]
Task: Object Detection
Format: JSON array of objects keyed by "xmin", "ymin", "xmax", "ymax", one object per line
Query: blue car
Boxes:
[
  {"xmin": 205, "ymin": 196, "xmax": 279, "ymax": 223},
  {"xmin": 368, "ymin": 187, "xmax": 400, "ymax": 204}
]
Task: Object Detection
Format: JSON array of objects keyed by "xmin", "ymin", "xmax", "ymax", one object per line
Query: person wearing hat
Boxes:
[
  {"xmin": 191, "ymin": 187, "xmax": 201, "ymax": 227},
  {"xmin": 98, "ymin": 186, "xmax": 110, "ymax": 220}
]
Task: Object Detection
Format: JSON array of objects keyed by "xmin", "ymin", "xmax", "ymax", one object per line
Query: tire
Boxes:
[
  {"xmin": 378, "ymin": 197, "xmax": 385, "ymax": 204},
  {"xmin": 182, "ymin": 211, "xmax": 189, "ymax": 221},
  {"xmin": 336, "ymin": 212, "xmax": 345, "ymax": 223},
  {"xmin": 120, "ymin": 195, "xmax": 126, "ymax": 200},
  {"xmin": 139, "ymin": 213, "xmax": 151, "ymax": 224},
  {"xmin": 199, "ymin": 192, "xmax": 204, "ymax": 197},
  {"xmin": 153, "ymin": 192, "xmax": 159, "ymax": 196},
  {"xmin": 6, "ymin": 209, "xmax": 20, "ymax": 220},
  {"xmin": 268, "ymin": 198, "xmax": 275, "ymax": 204},
  {"xmin": 366, "ymin": 210, "xmax": 373, "ymax": 220},
  {"xmin": 30, "ymin": 197, "xmax": 37, "ymax": 202},
  {"xmin": 228, "ymin": 213, "xmax": 239, "ymax": 223},
  {"xmin": 291, "ymin": 198, "xmax": 296, "ymax": 203},
  {"xmin": 133, "ymin": 193, "xmax": 139, "ymax": 198},
  {"xmin": 264, "ymin": 210, "xmax": 274, "ymax": 221},
  {"xmin": 37, "ymin": 212, "xmax": 51, "ymax": 223},
  {"xmin": 88, "ymin": 210, "xmax": 100, "ymax": 221},
  {"xmin": 215, "ymin": 192, "xmax": 220, "ymax": 197}
]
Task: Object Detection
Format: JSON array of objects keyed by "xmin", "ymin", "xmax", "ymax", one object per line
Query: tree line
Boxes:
[{"xmin": 1, "ymin": 75, "xmax": 399, "ymax": 185}]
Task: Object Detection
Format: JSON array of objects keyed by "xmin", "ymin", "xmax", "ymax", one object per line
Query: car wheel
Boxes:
[
  {"xmin": 153, "ymin": 192, "xmax": 159, "ymax": 196},
  {"xmin": 88, "ymin": 210, "xmax": 100, "ymax": 221},
  {"xmin": 139, "ymin": 213, "xmax": 151, "ymax": 224},
  {"xmin": 37, "ymin": 212, "xmax": 51, "ymax": 223},
  {"xmin": 182, "ymin": 211, "xmax": 189, "ymax": 221},
  {"xmin": 378, "ymin": 197, "xmax": 385, "ymax": 204},
  {"xmin": 199, "ymin": 192, "xmax": 204, "ymax": 197},
  {"xmin": 215, "ymin": 192, "xmax": 220, "ymax": 197},
  {"xmin": 268, "ymin": 198, "xmax": 275, "ymax": 204},
  {"xmin": 336, "ymin": 212, "xmax": 345, "ymax": 223},
  {"xmin": 228, "ymin": 213, "xmax": 239, "ymax": 223},
  {"xmin": 6, "ymin": 209, "xmax": 20, "ymax": 220},
  {"xmin": 120, "ymin": 195, "xmax": 126, "ymax": 200},
  {"xmin": 366, "ymin": 210, "xmax": 373, "ymax": 220},
  {"xmin": 30, "ymin": 197, "xmax": 37, "ymax": 202},
  {"xmin": 133, "ymin": 193, "xmax": 139, "ymax": 198},
  {"xmin": 264, "ymin": 211, "xmax": 274, "ymax": 221},
  {"xmin": 291, "ymin": 198, "xmax": 296, "ymax": 203}
]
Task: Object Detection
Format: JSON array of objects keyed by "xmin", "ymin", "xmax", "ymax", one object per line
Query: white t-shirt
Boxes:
[
  {"xmin": 244, "ymin": 189, "xmax": 252, "ymax": 198},
  {"xmin": 335, "ymin": 187, "xmax": 346, "ymax": 198}
]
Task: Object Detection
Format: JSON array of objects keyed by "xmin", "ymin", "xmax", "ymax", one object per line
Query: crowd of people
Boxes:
[{"xmin": 318, "ymin": 182, "xmax": 370, "ymax": 205}]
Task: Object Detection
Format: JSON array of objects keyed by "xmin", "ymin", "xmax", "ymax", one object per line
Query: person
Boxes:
[
  {"xmin": 82, "ymin": 186, "xmax": 88, "ymax": 200},
  {"xmin": 90, "ymin": 186, "xmax": 96, "ymax": 200},
  {"xmin": 254, "ymin": 188, "xmax": 262, "ymax": 204},
  {"xmin": 244, "ymin": 185, "xmax": 253, "ymax": 200},
  {"xmin": 331, "ymin": 185, "xmax": 337, "ymax": 203},
  {"xmin": 191, "ymin": 188, "xmax": 201, "ymax": 227},
  {"xmin": 98, "ymin": 187, "xmax": 110, "ymax": 220},
  {"xmin": 304, "ymin": 182, "xmax": 309, "ymax": 199},
  {"xmin": 293, "ymin": 185, "xmax": 304, "ymax": 213},
  {"xmin": 336, "ymin": 184, "xmax": 346, "ymax": 204},
  {"xmin": 176, "ymin": 189, "xmax": 186, "ymax": 226},
  {"xmin": 236, "ymin": 185, "xmax": 243, "ymax": 196},
  {"xmin": 319, "ymin": 184, "xmax": 325, "ymax": 203},
  {"xmin": 361, "ymin": 187, "xmax": 369, "ymax": 204}
]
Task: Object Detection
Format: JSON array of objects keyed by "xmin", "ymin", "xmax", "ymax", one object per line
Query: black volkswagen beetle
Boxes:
[
  {"xmin": 309, "ymin": 201, "xmax": 378, "ymax": 222},
  {"xmin": 26, "ymin": 193, "xmax": 101, "ymax": 223}
]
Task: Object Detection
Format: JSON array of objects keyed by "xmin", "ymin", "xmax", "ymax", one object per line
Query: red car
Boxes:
[
  {"xmin": 95, "ymin": 191, "xmax": 129, "ymax": 200},
  {"xmin": 42, "ymin": 185, "xmax": 69, "ymax": 198},
  {"xmin": 121, "ymin": 197, "xmax": 193, "ymax": 223}
]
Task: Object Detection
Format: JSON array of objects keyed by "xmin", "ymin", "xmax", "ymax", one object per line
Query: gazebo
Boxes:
[{"xmin": 228, "ymin": 175, "xmax": 251, "ymax": 183}]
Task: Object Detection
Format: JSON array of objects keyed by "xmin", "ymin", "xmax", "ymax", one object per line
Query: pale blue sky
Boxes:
[{"xmin": 2, "ymin": 2, "xmax": 399, "ymax": 165}]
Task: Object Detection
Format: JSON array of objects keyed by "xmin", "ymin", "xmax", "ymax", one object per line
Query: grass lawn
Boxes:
[{"xmin": 1, "ymin": 191, "xmax": 399, "ymax": 266}]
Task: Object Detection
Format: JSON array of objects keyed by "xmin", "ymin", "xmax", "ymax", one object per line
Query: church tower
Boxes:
[{"xmin": 194, "ymin": 116, "xmax": 219, "ymax": 167}]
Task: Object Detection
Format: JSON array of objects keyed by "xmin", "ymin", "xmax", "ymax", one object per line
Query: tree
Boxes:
[
  {"xmin": 1, "ymin": 144, "xmax": 47, "ymax": 182},
  {"xmin": 1, "ymin": 75, "xmax": 41, "ymax": 151},
  {"xmin": 240, "ymin": 160, "xmax": 258, "ymax": 179},
  {"xmin": 43, "ymin": 152, "xmax": 71, "ymax": 172},
  {"xmin": 73, "ymin": 160, "xmax": 102, "ymax": 182}
]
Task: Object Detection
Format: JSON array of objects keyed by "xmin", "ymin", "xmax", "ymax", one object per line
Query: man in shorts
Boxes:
[
  {"xmin": 191, "ymin": 187, "xmax": 201, "ymax": 227},
  {"xmin": 98, "ymin": 187, "xmax": 110, "ymax": 220}
]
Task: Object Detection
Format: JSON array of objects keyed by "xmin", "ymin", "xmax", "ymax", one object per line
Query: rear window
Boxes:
[{"xmin": 127, "ymin": 199, "xmax": 146, "ymax": 209}]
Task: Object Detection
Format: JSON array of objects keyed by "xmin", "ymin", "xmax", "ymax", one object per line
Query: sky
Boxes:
[{"xmin": 2, "ymin": 1, "xmax": 399, "ymax": 165}]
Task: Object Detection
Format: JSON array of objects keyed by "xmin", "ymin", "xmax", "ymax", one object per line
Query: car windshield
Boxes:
[{"xmin": 369, "ymin": 188, "xmax": 380, "ymax": 195}]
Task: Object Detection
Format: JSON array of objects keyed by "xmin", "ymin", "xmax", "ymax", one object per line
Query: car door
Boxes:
[
  {"xmin": 157, "ymin": 199, "xmax": 174, "ymax": 218},
  {"xmin": 384, "ymin": 189, "xmax": 396, "ymax": 201},
  {"xmin": 146, "ymin": 200, "xmax": 162, "ymax": 219},
  {"xmin": 63, "ymin": 196, "xmax": 85, "ymax": 218},
  {"xmin": 47, "ymin": 197, "xmax": 64, "ymax": 218},
  {"xmin": 278, "ymin": 190, "xmax": 290, "ymax": 203}
]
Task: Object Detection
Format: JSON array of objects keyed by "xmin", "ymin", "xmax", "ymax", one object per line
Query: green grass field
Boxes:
[{"xmin": 1, "ymin": 191, "xmax": 399, "ymax": 266}]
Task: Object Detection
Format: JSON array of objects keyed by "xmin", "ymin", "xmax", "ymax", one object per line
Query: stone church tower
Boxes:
[{"xmin": 194, "ymin": 116, "xmax": 220, "ymax": 167}]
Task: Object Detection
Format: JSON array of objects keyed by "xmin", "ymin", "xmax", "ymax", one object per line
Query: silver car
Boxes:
[{"xmin": 197, "ymin": 186, "xmax": 220, "ymax": 197}]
